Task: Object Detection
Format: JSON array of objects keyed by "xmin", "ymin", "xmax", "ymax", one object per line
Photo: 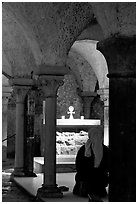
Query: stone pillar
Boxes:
[
  {"xmin": 13, "ymin": 86, "xmax": 30, "ymax": 176},
  {"xmin": 97, "ymin": 88, "xmax": 109, "ymax": 146},
  {"xmin": 37, "ymin": 75, "xmax": 64, "ymax": 198},
  {"xmin": 9, "ymin": 78, "xmax": 34, "ymax": 177},
  {"xmin": 79, "ymin": 91, "xmax": 97, "ymax": 119},
  {"xmin": 2, "ymin": 90, "xmax": 11, "ymax": 161},
  {"xmin": 24, "ymin": 90, "xmax": 37, "ymax": 177},
  {"xmin": 98, "ymin": 36, "xmax": 136, "ymax": 201}
]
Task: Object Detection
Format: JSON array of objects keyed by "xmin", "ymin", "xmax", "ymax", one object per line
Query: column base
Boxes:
[
  {"xmin": 37, "ymin": 184, "xmax": 63, "ymax": 199},
  {"xmin": 11, "ymin": 167, "xmax": 37, "ymax": 177},
  {"xmin": 10, "ymin": 167, "xmax": 25, "ymax": 181},
  {"xmin": 12, "ymin": 167, "xmax": 26, "ymax": 177},
  {"xmin": 24, "ymin": 171, "xmax": 37, "ymax": 177}
]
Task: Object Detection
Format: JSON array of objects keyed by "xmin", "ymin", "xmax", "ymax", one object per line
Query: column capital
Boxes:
[
  {"xmin": 80, "ymin": 91, "xmax": 97, "ymax": 105},
  {"xmin": 77, "ymin": 91, "xmax": 97, "ymax": 119},
  {"xmin": 9, "ymin": 77, "xmax": 33, "ymax": 103},
  {"xmin": 39, "ymin": 75, "xmax": 64, "ymax": 98},
  {"xmin": 97, "ymin": 88, "xmax": 109, "ymax": 106},
  {"xmin": 97, "ymin": 88, "xmax": 109, "ymax": 97},
  {"xmin": 97, "ymin": 36, "xmax": 136, "ymax": 77},
  {"xmin": 82, "ymin": 96, "xmax": 95, "ymax": 105},
  {"xmin": 13, "ymin": 86, "xmax": 31, "ymax": 103}
]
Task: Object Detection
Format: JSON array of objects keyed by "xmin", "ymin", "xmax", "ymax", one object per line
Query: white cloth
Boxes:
[{"xmin": 85, "ymin": 126, "xmax": 103, "ymax": 168}]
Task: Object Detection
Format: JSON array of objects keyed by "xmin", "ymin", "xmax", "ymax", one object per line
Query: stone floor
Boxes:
[
  {"xmin": 14, "ymin": 173, "xmax": 89, "ymax": 202},
  {"xmin": 2, "ymin": 159, "xmax": 37, "ymax": 202},
  {"xmin": 2, "ymin": 159, "xmax": 87, "ymax": 202},
  {"xmin": 2, "ymin": 159, "xmax": 108, "ymax": 202}
]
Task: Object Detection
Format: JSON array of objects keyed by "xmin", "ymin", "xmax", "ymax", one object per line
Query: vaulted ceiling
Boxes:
[{"xmin": 2, "ymin": 2, "xmax": 135, "ymax": 90}]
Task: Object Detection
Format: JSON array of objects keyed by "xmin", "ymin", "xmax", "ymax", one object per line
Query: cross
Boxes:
[{"xmin": 67, "ymin": 106, "xmax": 75, "ymax": 119}]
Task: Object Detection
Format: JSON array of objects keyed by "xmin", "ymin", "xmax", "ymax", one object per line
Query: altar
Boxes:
[
  {"xmin": 57, "ymin": 118, "xmax": 100, "ymax": 130},
  {"xmin": 34, "ymin": 106, "xmax": 101, "ymax": 173}
]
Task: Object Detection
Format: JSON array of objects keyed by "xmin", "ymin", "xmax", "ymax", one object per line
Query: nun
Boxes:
[{"xmin": 73, "ymin": 126, "xmax": 109, "ymax": 198}]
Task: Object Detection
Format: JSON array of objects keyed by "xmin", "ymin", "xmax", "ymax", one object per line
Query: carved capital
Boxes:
[
  {"xmin": 13, "ymin": 86, "xmax": 31, "ymax": 104},
  {"xmin": 83, "ymin": 96, "xmax": 95, "ymax": 106},
  {"xmin": 97, "ymin": 88, "xmax": 109, "ymax": 106},
  {"xmin": 39, "ymin": 76, "xmax": 64, "ymax": 98},
  {"xmin": 79, "ymin": 91, "xmax": 97, "ymax": 105}
]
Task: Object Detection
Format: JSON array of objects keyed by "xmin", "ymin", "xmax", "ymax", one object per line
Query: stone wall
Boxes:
[
  {"xmin": 56, "ymin": 131, "xmax": 88, "ymax": 155},
  {"xmin": 90, "ymin": 95, "xmax": 104, "ymax": 124},
  {"xmin": 57, "ymin": 74, "xmax": 83, "ymax": 119}
]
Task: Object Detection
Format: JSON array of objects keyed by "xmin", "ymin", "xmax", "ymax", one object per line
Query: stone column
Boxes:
[
  {"xmin": 97, "ymin": 88, "xmax": 109, "ymax": 146},
  {"xmin": 24, "ymin": 90, "xmax": 37, "ymax": 177},
  {"xmin": 2, "ymin": 91, "xmax": 11, "ymax": 161},
  {"xmin": 98, "ymin": 36, "xmax": 136, "ymax": 201},
  {"xmin": 37, "ymin": 75, "xmax": 64, "ymax": 198},
  {"xmin": 79, "ymin": 91, "xmax": 97, "ymax": 119},
  {"xmin": 13, "ymin": 86, "xmax": 31, "ymax": 176},
  {"xmin": 9, "ymin": 78, "xmax": 34, "ymax": 177}
]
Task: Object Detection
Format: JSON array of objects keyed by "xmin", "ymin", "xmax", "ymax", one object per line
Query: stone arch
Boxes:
[
  {"xmin": 72, "ymin": 40, "xmax": 109, "ymax": 89},
  {"xmin": 2, "ymin": 3, "xmax": 42, "ymax": 77},
  {"xmin": 3, "ymin": 2, "xmax": 96, "ymax": 67},
  {"xmin": 66, "ymin": 54, "xmax": 83, "ymax": 91},
  {"xmin": 3, "ymin": 2, "xmax": 136, "ymax": 71},
  {"xmin": 67, "ymin": 50, "xmax": 97, "ymax": 92},
  {"xmin": 2, "ymin": 3, "xmax": 136, "ymax": 201},
  {"xmin": 90, "ymin": 2, "xmax": 136, "ymax": 39},
  {"xmin": 2, "ymin": 52, "xmax": 12, "ymax": 78}
]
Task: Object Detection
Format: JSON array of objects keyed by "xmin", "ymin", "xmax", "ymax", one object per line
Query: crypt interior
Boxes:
[{"xmin": 2, "ymin": 2, "xmax": 136, "ymax": 202}]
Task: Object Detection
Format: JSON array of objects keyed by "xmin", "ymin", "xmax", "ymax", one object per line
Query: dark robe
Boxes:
[{"xmin": 73, "ymin": 144, "xmax": 109, "ymax": 197}]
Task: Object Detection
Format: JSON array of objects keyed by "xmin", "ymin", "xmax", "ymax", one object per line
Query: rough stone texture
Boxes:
[
  {"xmin": 57, "ymin": 74, "xmax": 83, "ymax": 119},
  {"xmin": 3, "ymin": 2, "xmax": 94, "ymax": 68},
  {"xmin": 90, "ymin": 95, "xmax": 104, "ymax": 124},
  {"xmin": 72, "ymin": 40, "xmax": 109, "ymax": 89},
  {"xmin": 2, "ymin": 2, "xmax": 136, "ymax": 201},
  {"xmin": 77, "ymin": 23, "xmax": 104, "ymax": 41},
  {"xmin": 3, "ymin": 5, "xmax": 38, "ymax": 78},
  {"xmin": 91, "ymin": 2, "xmax": 136, "ymax": 38},
  {"xmin": 68, "ymin": 50, "xmax": 97, "ymax": 92},
  {"xmin": 3, "ymin": 2, "xmax": 136, "ymax": 78},
  {"xmin": 56, "ymin": 131, "xmax": 88, "ymax": 155}
]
